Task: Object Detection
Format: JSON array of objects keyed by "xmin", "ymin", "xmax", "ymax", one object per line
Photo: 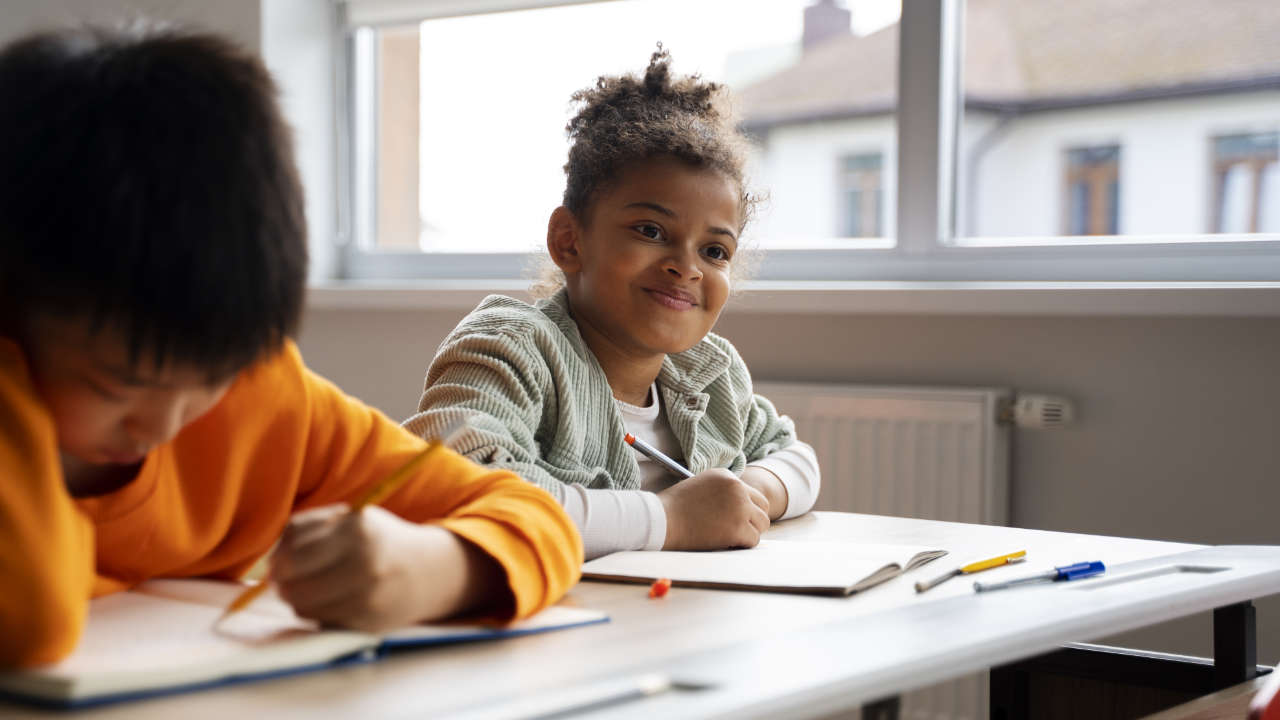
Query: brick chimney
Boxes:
[{"xmin": 802, "ymin": 0, "xmax": 852, "ymax": 52}]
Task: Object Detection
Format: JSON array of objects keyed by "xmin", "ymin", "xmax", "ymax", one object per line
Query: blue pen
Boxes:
[{"xmin": 972, "ymin": 561, "xmax": 1105, "ymax": 592}]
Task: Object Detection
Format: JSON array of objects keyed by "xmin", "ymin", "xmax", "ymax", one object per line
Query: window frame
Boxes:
[{"xmin": 334, "ymin": 0, "xmax": 1280, "ymax": 283}]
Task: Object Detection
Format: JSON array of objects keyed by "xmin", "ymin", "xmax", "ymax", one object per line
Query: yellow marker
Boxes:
[
  {"xmin": 218, "ymin": 421, "xmax": 464, "ymax": 622},
  {"xmin": 914, "ymin": 550, "xmax": 1027, "ymax": 593}
]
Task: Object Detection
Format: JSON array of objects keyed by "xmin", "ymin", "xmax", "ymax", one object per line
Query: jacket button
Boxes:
[{"xmin": 686, "ymin": 398, "xmax": 700, "ymax": 409}]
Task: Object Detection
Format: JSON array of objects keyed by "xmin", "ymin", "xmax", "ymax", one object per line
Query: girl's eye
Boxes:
[
  {"xmin": 634, "ymin": 223, "xmax": 663, "ymax": 241},
  {"xmin": 704, "ymin": 244, "xmax": 731, "ymax": 262}
]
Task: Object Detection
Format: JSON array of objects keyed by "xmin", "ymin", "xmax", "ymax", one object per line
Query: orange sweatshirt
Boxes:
[{"xmin": 0, "ymin": 338, "xmax": 582, "ymax": 667}]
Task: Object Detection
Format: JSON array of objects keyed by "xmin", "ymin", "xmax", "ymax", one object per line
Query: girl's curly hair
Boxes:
[
  {"xmin": 565, "ymin": 46, "xmax": 759, "ymax": 226},
  {"xmin": 533, "ymin": 46, "xmax": 762, "ymax": 295}
]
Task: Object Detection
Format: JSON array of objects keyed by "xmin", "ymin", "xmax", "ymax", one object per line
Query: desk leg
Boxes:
[
  {"xmin": 862, "ymin": 695, "xmax": 899, "ymax": 720},
  {"xmin": 989, "ymin": 601, "xmax": 1264, "ymax": 719},
  {"xmin": 1215, "ymin": 601, "xmax": 1258, "ymax": 688},
  {"xmin": 988, "ymin": 666, "xmax": 1028, "ymax": 720}
]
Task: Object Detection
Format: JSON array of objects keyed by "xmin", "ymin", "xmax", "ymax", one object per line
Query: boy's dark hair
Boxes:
[
  {"xmin": 562, "ymin": 46, "xmax": 758, "ymax": 233},
  {"xmin": 0, "ymin": 25, "xmax": 307, "ymax": 378}
]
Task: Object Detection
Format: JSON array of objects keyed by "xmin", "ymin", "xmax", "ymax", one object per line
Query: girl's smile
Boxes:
[{"xmin": 643, "ymin": 284, "xmax": 699, "ymax": 311}]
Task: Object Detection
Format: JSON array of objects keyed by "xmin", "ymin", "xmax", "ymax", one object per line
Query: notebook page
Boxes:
[
  {"xmin": 0, "ymin": 591, "xmax": 371, "ymax": 702},
  {"xmin": 582, "ymin": 539, "xmax": 946, "ymax": 592}
]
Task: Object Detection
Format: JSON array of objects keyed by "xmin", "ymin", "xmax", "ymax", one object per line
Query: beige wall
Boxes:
[{"xmin": 298, "ymin": 304, "xmax": 1280, "ymax": 661}]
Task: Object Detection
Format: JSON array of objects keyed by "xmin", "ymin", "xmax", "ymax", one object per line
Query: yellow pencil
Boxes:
[
  {"xmin": 914, "ymin": 550, "xmax": 1026, "ymax": 593},
  {"xmin": 218, "ymin": 421, "xmax": 463, "ymax": 621}
]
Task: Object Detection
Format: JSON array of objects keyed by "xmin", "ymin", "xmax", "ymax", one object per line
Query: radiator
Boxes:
[{"xmin": 756, "ymin": 382, "xmax": 1013, "ymax": 720}]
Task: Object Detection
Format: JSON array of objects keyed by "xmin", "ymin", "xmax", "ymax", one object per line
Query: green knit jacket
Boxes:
[{"xmin": 402, "ymin": 290, "xmax": 796, "ymax": 502}]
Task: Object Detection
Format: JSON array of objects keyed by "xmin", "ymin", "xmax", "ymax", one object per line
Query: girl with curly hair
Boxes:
[{"xmin": 405, "ymin": 47, "xmax": 819, "ymax": 560}]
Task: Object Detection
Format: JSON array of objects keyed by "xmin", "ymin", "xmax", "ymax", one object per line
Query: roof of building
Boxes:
[{"xmin": 737, "ymin": 0, "xmax": 1280, "ymax": 129}]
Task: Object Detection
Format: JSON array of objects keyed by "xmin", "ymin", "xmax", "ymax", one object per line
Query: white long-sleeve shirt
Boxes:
[{"xmin": 561, "ymin": 383, "xmax": 821, "ymax": 559}]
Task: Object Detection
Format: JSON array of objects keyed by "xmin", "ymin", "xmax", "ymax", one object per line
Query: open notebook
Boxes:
[
  {"xmin": 0, "ymin": 579, "xmax": 607, "ymax": 709},
  {"xmin": 582, "ymin": 539, "xmax": 948, "ymax": 596}
]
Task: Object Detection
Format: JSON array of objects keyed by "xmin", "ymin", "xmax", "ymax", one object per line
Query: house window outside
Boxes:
[
  {"xmin": 1213, "ymin": 132, "xmax": 1279, "ymax": 234},
  {"xmin": 838, "ymin": 152, "xmax": 883, "ymax": 238},
  {"xmin": 1064, "ymin": 146, "xmax": 1120, "ymax": 236}
]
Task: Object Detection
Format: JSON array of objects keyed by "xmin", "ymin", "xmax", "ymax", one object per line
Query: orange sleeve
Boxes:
[
  {"xmin": 0, "ymin": 341, "xmax": 96, "ymax": 667},
  {"xmin": 291, "ymin": 354, "xmax": 582, "ymax": 620}
]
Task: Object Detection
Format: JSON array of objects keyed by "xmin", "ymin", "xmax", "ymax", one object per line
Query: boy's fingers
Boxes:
[
  {"xmin": 272, "ymin": 524, "xmax": 355, "ymax": 583},
  {"xmin": 277, "ymin": 560, "xmax": 362, "ymax": 617},
  {"xmin": 280, "ymin": 504, "xmax": 349, "ymax": 543},
  {"xmin": 302, "ymin": 592, "xmax": 382, "ymax": 632}
]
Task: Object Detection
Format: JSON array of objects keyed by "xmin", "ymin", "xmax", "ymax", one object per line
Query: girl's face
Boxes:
[{"xmin": 551, "ymin": 156, "xmax": 741, "ymax": 361}]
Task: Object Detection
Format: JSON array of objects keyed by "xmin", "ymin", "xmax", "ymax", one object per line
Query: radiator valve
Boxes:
[{"xmin": 1003, "ymin": 394, "xmax": 1074, "ymax": 429}]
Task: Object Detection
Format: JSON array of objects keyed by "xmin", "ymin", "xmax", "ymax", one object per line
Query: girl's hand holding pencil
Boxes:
[{"xmin": 657, "ymin": 469, "xmax": 770, "ymax": 551}]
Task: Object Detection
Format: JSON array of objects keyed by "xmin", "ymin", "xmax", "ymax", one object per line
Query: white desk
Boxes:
[{"xmin": 6, "ymin": 512, "xmax": 1279, "ymax": 719}]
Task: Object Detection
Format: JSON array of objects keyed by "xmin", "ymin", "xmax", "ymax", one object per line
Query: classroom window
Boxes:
[
  {"xmin": 1063, "ymin": 146, "xmax": 1120, "ymax": 236},
  {"xmin": 351, "ymin": 0, "xmax": 900, "ymax": 258},
  {"xmin": 1212, "ymin": 132, "xmax": 1279, "ymax": 234},
  {"xmin": 957, "ymin": 0, "xmax": 1280, "ymax": 245},
  {"xmin": 838, "ymin": 152, "xmax": 883, "ymax": 238},
  {"xmin": 340, "ymin": 0, "xmax": 1280, "ymax": 282}
]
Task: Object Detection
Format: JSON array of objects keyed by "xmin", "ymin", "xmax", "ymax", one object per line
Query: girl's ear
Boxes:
[{"xmin": 546, "ymin": 206, "xmax": 584, "ymax": 274}]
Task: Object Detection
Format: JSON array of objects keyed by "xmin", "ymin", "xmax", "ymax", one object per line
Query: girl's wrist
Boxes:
[{"xmin": 740, "ymin": 466, "xmax": 788, "ymax": 520}]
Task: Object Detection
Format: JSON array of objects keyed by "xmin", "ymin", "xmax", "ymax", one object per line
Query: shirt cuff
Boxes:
[
  {"xmin": 637, "ymin": 490, "xmax": 667, "ymax": 551},
  {"xmin": 561, "ymin": 484, "xmax": 667, "ymax": 559},
  {"xmin": 746, "ymin": 441, "xmax": 820, "ymax": 521}
]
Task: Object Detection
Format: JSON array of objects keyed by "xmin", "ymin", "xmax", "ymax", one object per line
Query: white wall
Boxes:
[{"xmin": 260, "ymin": 0, "xmax": 340, "ymax": 282}]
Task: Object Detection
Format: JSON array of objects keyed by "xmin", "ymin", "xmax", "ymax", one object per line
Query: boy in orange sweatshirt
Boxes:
[{"xmin": 0, "ymin": 27, "xmax": 581, "ymax": 668}]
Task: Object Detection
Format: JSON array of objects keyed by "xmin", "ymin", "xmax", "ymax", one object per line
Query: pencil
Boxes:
[
  {"xmin": 218, "ymin": 420, "xmax": 465, "ymax": 621},
  {"xmin": 914, "ymin": 550, "xmax": 1026, "ymax": 593},
  {"xmin": 624, "ymin": 433, "xmax": 693, "ymax": 479}
]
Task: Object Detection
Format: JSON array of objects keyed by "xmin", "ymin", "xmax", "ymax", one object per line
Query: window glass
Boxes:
[
  {"xmin": 359, "ymin": 0, "xmax": 901, "ymax": 254},
  {"xmin": 959, "ymin": 0, "xmax": 1280, "ymax": 240}
]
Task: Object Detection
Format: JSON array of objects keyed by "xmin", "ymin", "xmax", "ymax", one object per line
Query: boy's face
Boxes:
[
  {"xmin": 557, "ymin": 157, "xmax": 740, "ymax": 359},
  {"xmin": 21, "ymin": 317, "xmax": 234, "ymax": 468}
]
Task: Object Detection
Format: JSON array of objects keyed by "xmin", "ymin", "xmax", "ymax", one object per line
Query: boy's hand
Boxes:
[
  {"xmin": 271, "ymin": 504, "xmax": 505, "ymax": 632},
  {"xmin": 739, "ymin": 467, "xmax": 790, "ymax": 521},
  {"xmin": 658, "ymin": 469, "xmax": 770, "ymax": 551}
]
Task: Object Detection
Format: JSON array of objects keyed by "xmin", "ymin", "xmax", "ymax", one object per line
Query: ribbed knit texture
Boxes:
[{"xmin": 403, "ymin": 289, "xmax": 796, "ymax": 503}]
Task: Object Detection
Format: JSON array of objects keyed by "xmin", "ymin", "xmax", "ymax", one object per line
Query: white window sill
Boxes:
[{"xmin": 307, "ymin": 280, "xmax": 1280, "ymax": 317}]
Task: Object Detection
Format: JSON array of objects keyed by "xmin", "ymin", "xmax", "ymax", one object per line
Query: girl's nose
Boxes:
[{"xmin": 662, "ymin": 246, "xmax": 703, "ymax": 280}]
